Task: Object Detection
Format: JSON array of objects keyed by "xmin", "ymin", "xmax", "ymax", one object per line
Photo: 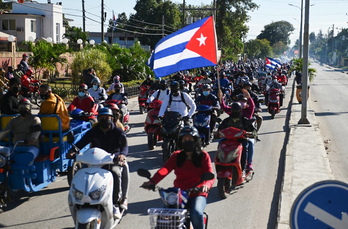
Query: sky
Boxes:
[{"xmin": 31, "ymin": 0, "xmax": 348, "ymax": 46}]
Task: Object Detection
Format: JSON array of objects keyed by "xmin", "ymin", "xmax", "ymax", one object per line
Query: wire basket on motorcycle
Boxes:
[{"xmin": 148, "ymin": 208, "xmax": 187, "ymax": 229}]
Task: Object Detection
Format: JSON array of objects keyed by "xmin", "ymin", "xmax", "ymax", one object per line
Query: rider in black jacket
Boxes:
[{"xmin": 1, "ymin": 78, "xmax": 21, "ymax": 115}]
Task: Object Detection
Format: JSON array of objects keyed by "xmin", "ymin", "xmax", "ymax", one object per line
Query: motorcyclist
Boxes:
[
  {"xmin": 146, "ymin": 79, "xmax": 169, "ymax": 105},
  {"xmin": 268, "ymin": 77, "xmax": 284, "ymax": 107},
  {"xmin": 195, "ymin": 84, "xmax": 220, "ymax": 145},
  {"xmin": 218, "ymin": 102, "xmax": 257, "ymax": 174},
  {"xmin": 68, "ymin": 107, "xmax": 129, "ymax": 219},
  {"xmin": 214, "ymin": 72, "xmax": 232, "ymax": 99},
  {"xmin": 67, "ymin": 84, "xmax": 98, "ymax": 125},
  {"xmin": 179, "ymin": 79, "xmax": 191, "ymax": 94},
  {"xmin": 83, "ymin": 68, "xmax": 98, "ymax": 88},
  {"xmin": 141, "ymin": 75, "xmax": 154, "ymax": 88},
  {"xmin": 107, "ymin": 83, "xmax": 128, "ymax": 125},
  {"xmin": 150, "ymin": 77, "xmax": 161, "ymax": 91},
  {"xmin": 87, "ymin": 78, "xmax": 107, "ymax": 108},
  {"xmin": 158, "ymin": 81, "xmax": 196, "ymax": 126},
  {"xmin": 105, "ymin": 102, "xmax": 124, "ymax": 130},
  {"xmin": 20, "ymin": 53, "xmax": 30, "ymax": 74},
  {"xmin": 0, "ymin": 77, "xmax": 21, "ymax": 115},
  {"xmin": 196, "ymin": 71, "xmax": 212, "ymax": 86},
  {"xmin": 21, "ymin": 69, "xmax": 33, "ymax": 97},
  {"xmin": 5, "ymin": 66, "xmax": 14, "ymax": 80},
  {"xmin": 142, "ymin": 126, "xmax": 215, "ymax": 229},
  {"xmin": 262, "ymin": 72, "xmax": 273, "ymax": 87},
  {"xmin": 38, "ymin": 84, "xmax": 70, "ymax": 132},
  {"xmin": 0, "ymin": 98, "xmax": 41, "ymax": 166},
  {"xmin": 108, "ymin": 75, "xmax": 125, "ymax": 93}
]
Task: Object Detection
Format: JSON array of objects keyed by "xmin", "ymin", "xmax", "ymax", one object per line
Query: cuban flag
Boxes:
[
  {"xmin": 113, "ymin": 11, "xmax": 116, "ymax": 31},
  {"xmin": 147, "ymin": 16, "xmax": 218, "ymax": 77},
  {"xmin": 265, "ymin": 57, "xmax": 282, "ymax": 69}
]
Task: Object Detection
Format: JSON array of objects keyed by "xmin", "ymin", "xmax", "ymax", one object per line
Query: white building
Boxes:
[{"xmin": 0, "ymin": 1, "xmax": 65, "ymax": 43}]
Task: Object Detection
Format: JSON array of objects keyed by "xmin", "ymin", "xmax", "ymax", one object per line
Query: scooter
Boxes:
[
  {"xmin": 68, "ymin": 147, "xmax": 125, "ymax": 228},
  {"xmin": 267, "ymin": 88, "xmax": 281, "ymax": 119},
  {"xmin": 138, "ymin": 168, "xmax": 214, "ymax": 229},
  {"xmin": 138, "ymin": 85, "xmax": 151, "ymax": 114},
  {"xmin": 215, "ymin": 127, "xmax": 254, "ymax": 199},
  {"xmin": 160, "ymin": 111, "xmax": 183, "ymax": 163},
  {"xmin": 144, "ymin": 100, "xmax": 163, "ymax": 150},
  {"xmin": 193, "ymin": 105, "xmax": 213, "ymax": 147}
]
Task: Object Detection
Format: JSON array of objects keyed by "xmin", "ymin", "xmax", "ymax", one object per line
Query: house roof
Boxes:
[
  {"xmin": 0, "ymin": 13, "xmax": 45, "ymax": 17},
  {"xmin": 0, "ymin": 31, "xmax": 17, "ymax": 41}
]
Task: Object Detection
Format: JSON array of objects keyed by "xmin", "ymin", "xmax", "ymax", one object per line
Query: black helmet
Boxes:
[
  {"xmin": 146, "ymin": 75, "xmax": 152, "ymax": 80},
  {"xmin": 160, "ymin": 79, "xmax": 166, "ymax": 85},
  {"xmin": 179, "ymin": 126, "xmax": 200, "ymax": 138},
  {"xmin": 114, "ymin": 83, "xmax": 121, "ymax": 89},
  {"xmin": 236, "ymin": 94, "xmax": 247, "ymax": 102},
  {"xmin": 178, "ymin": 80, "xmax": 185, "ymax": 90},
  {"xmin": 202, "ymin": 84, "xmax": 211, "ymax": 90},
  {"xmin": 98, "ymin": 107, "xmax": 113, "ymax": 117},
  {"xmin": 230, "ymin": 102, "xmax": 242, "ymax": 118}
]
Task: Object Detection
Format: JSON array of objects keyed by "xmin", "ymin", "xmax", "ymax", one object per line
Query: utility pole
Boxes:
[
  {"xmin": 332, "ymin": 24, "xmax": 334, "ymax": 61},
  {"xmin": 298, "ymin": 0, "xmax": 310, "ymax": 124},
  {"xmin": 101, "ymin": 0, "xmax": 104, "ymax": 43},
  {"xmin": 162, "ymin": 15, "xmax": 165, "ymax": 38},
  {"xmin": 82, "ymin": 0, "xmax": 85, "ymax": 32},
  {"xmin": 182, "ymin": 0, "xmax": 185, "ymax": 27},
  {"xmin": 299, "ymin": 0, "xmax": 303, "ymax": 58}
]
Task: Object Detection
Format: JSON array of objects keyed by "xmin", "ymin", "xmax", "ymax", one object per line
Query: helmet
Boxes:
[
  {"xmin": 146, "ymin": 75, "xmax": 152, "ymax": 80},
  {"xmin": 114, "ymin": 83, "xmax": 121, "ymax": 89},
  {"xmin": 105, "ymin": 103, "xmax": 120, "ymax": 111},
  {"xmin": 230, "ymin": 102, "xmax": 242, "ymax": 114},
  {"xmin": 18, "ymin": 98, "xmax": 31, "ymax": 110},
  {"xmin": 178, "ymin": 80, "xmax": 185, "ymax": 86},
  {"xmin": 179, "ymin": 126, "xmax": 200, "ymax": 138},
  {"xmin": 202, "ymin": 84, "xmax": 211, "ymax": 90},
  {"xmin": 91, "ymin": 78, "xmax": 101, "ymax": 85},
  {"xmin": 201, "ymin": 70, "xmax": 207, "ymax": 76},
  {"xmin": 236, "ymin": 94, "xmax": 247, "ymax": 102},
  {"xmin": 160, "ymin": 79, "xmax": 167, "ymax": 85},
  {"xmin": 113, "ymin": 75, "xmax": 120, "ymax": 82},
  {"xmin": 242, "ymin": 81, "xmax": 252, "ymax": 88},
  {"xmin": 155, "ymin": 76, "xmax": 160, "ymax": 81},
  {"xmin": 26, "ymin": 69, "xmax": 33, "ymax": 75},
  {"xmin": 97, "ymin": 107, "xmax": 113, "ymax": 117},
  {"xmin": 170, "ymin": 81, "xmax": 179, "ymax": 89},
  {"xmin": 79, "ymin": 84, "xmax": 88, "ymax": 90}
]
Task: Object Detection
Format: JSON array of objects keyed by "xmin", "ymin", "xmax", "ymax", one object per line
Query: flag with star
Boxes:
[{"xmin": 147, "ymin": 16, "xmax": 217, "ymax": 77}]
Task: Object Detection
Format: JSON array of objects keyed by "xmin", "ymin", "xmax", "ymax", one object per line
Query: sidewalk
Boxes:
[{"xmin": 277, "ymin": 83, "xmax": 334, "ymax": 228}]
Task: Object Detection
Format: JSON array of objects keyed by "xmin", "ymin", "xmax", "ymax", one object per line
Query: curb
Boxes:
[{"xmin": 277, "ymin": 79, "xmax": 334, "ymax": 228}]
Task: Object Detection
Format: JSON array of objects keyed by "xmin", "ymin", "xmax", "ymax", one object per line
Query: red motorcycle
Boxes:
[
  {"xmin": 144, "ymin": 100, "xmax": 163, "ymax": 150},
  {"xmin": 267, "ymin": 88, "xmax": 281, "ymax": 119},
  {"xmin": 215, "ymin": 127, "xmax": 254, "ymax": 199},
  {"xmin": 138, "ymin": 85, "xmax": 152, "ymax": 114},
  {"xmin": 20, "ymin": 79, "xmax": 42, "ymax": 106},
  {"xmin": 277, "ymin": 74, "xmax": 288, "ymax": 86}
]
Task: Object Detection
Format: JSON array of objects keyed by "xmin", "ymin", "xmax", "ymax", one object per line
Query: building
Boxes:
[{"xmin": 0, "ymin": 1, "xmax": 65, "ymax": 43}]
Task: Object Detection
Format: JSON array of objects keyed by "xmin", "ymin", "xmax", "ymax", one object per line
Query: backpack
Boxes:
[{"xmin": 168, "ymin": 92, "xmax": 189, "ymax": 109}]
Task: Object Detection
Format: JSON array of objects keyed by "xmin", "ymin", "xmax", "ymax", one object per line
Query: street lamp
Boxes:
[
  {"xmin": 7, "ymin": 35, "xmax": 15, "ymax": 42},
  {"xmin": 89, "ymin": 39, "xmax": 95, "ymax": 45},
  {"xmin": 289, "ymin": 2, "xmax": 303, "ymax": 59},
  {"xmin": 77, "ymin": 39, "xmax": 83, "ymax": 44}
]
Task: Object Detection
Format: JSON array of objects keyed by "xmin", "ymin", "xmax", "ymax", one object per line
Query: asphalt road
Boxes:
[
  {"xmin": 0, "ymin": 82, "xmax": 293, "ymax": 229},
  {"xmin": 309, "ymin": 62, "xmax": 348, "ymax": 184}
]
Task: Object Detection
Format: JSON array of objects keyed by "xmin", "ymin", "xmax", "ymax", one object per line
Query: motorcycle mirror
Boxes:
[
  {"xmin": 137, "ymin": 168, "xmax": 151, "ymax": 179},
  {"xmin": 67, "ymin": 131, "xmax": 75, "ymax": 144},
  {"xmin": 200, "ymin": 172, "xmax": 215, "ymax": 181}
]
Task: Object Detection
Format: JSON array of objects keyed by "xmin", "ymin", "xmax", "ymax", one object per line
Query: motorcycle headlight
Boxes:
[
  {"xmin": 72, "ymin": 185, "xmax": 83, "ymax": 201},
  {"xmin": 0, "ymin": 155, "xmax": 6, "ymax": 167},
  {"xmin": 89, "ymin": 184, "xmax": 107, "ymax": 200},
  {"xmin": 225, "ymin": 148, "xmax": 239, "ymax": 163}
]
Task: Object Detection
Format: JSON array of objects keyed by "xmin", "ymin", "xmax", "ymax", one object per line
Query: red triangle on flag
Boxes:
[
  {"xmin": 265, "ymin": 58, "xmax": 271, "ymax": 65},
  {"xmin": 185, "ymin": 16, "xmax": 217, "ymax": 65}
]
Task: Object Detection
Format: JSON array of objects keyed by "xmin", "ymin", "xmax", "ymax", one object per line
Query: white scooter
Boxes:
[{"xmin": 68, "ymin": 147, "xmax": 125, "ymax": 229}]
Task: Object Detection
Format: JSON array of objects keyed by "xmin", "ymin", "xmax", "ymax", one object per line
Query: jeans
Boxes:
[
  {"xmin": 187, "ymin": 196, "xmax": 207, "ymax": 229},
  {"xmin": 105, "ymin": 161, "xmax": 130, "ymax": 205},
  {"xmin": 241, "ymin": 141, "xmax": 248, "ymax": 171},
  {"xmin": 247, "ymin": 139, "xmax": 254, "ymax": 165}
]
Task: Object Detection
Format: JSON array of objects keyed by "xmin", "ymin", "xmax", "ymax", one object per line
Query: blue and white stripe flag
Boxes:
[
  {"xmin": 147, "ymin": 16, "xmax": 217, "ymax": 77},
  {"xmin": 265, "ymin": 57, "xmax": 282, "ymax": 69}
]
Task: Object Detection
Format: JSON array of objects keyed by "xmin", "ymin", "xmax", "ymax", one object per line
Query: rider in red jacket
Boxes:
[{"xmin": 68, "ymin": 84, "xmax": 98, "ymax": 124}]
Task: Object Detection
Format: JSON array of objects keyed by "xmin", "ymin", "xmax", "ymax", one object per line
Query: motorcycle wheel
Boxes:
[
  {"xmin": 147, "ymin": 133, "xmax": 156, "ymax": 150},
  {"xmin": 162, "ymin": 139, "xmax": 175, "ymax": 163},
  {"xmin": 67, "ymin": 161, "xmax": 82, "ymax": 186},
  {"xmin": 217, "ymin": 178, "xmax": 230, "ymax": 199},
  {"xmin": 271, "ymin": 109, "xmax": 275, "ymax": 119},
  {"xmin": 139, "ymin": 106, "xmax": 145, "ymax": 114},
  {"xmin": 34, "ymin": 92, "xmax": 42, "ymax": 107}
]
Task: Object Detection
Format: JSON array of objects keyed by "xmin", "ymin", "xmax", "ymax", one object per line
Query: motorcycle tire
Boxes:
[
  {"xmin": 147, "ymin": 133, "xmax": 156, "ymax": 150},
  {"xmin": 217, "ymin": 178, "xmax": 230, "ymax": 199},
  {"xmin": 271, "ymin": 109, "xmax": 275, "ymax": 119},
  {"xmin": 34, "ymin": 92, "xmax": 42, "ymax": 107},
  {"xmin": 139, "ymin": 106, "xmax": 145, "ymax": 114},
  {"xmin": 162, "ymin": 139, "xmax": 175, "ymax": 163},
  {"xmin": 67, "ymin": 161, "xmax": 82, "ymax": 186}
]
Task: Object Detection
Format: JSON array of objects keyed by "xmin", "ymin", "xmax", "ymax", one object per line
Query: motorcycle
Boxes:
[
  {"xmin": 215, "ymin": 127, "xmax": 254, "ymax": 199},
  {"xmin": 105, "ymin": 99, "xmax": 130, "ymax": 133},
  {"xmin": 277, "ymin": 74, "xmax": 288, "ymax": 86},
  {"xmin": 139, "ymin": 85, "xmax": 153, "ymax": 114},
  {"xmin": 267, "ymin": 88, "xmax": 281, "ymax": 119},
  {"xmin": 160, "ymin": 111, "xmax": 183, "ymax": 163},
  {"xmin": 138, "ymin": 168, "xmax": 214, "ymax": 229},
  {"xmin": 20, "ymin": 80, "xmax": 42, "ymax": 106},
  {"xmin": 193, "ymin": 105, "xmax": 214, "ymax": 147},
  {"xmin": 145, "ymin": 100, "xmax": 163, "ymax": 150},
  {"xmin": 68, "ymin": 147, "xmax": 125, "ymax": 228}
]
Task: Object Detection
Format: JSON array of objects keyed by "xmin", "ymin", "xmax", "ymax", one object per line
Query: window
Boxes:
[
  {"xmin": 2, "ymin": 19, "xmax": 16, "ymax": 31},
  {"xmin": 31, "ymin": 20, "xmax": 36, "ymax": 33},
  {"xmin": 56, "ymin": 23, "xmax": 60, "ymax": 43}
]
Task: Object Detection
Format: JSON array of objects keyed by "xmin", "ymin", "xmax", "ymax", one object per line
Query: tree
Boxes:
[
  {"xmin": 107, "ymin": 12, "xmax": 128, "ymax": 33},
  {"xmin": 70, "ymin": 49, "xmax": 112, "ymax": 85},
  {"xmin": 245, "ymin": 39, "xmax": 273, "ymax": 59},
  {"xmin": 309, "ymin": 32, "xmax": 316, "ymax": 43},
  {"xmin": 272, "ymin": 41, "xmax": 287, "ymax": 56},
  {"xmin": 289, "ymin": 58, "xmax": 316, "ymax": 82},
  {"xmin": 63, "ymin": 26, "xmax": 89, "ymax": 44},
  {"xmin": 27, "ymin": 40, "xmax": 71, "ymax": 80},
  {"xmin": 257, "ymin": 21, "xmax": 294, "ymax": 46}
]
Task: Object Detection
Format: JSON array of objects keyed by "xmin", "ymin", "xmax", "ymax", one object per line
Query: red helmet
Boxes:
[
  {"xmin": 105, "ymin": 102, "xmax": 119, "ymax": 111},
  {"xmin": 79, "ymin": 84, "xmax": 88, "ymax": 90}
]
